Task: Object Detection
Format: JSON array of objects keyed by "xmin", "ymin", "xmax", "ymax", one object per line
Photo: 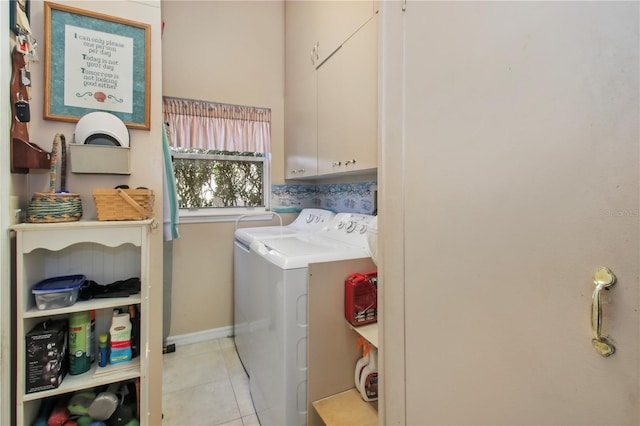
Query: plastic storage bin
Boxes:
[{"xmin": 32, "ymin": 275, "xmax": 86, "ymax": 310}]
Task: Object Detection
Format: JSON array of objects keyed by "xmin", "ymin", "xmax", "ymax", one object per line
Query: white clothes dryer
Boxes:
[{"xmin": 233, "ymin": 209, "xmax": 335, "ymax": 375}]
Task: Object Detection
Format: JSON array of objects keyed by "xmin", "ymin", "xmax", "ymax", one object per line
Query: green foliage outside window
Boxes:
[{"xmin": 172, "ymin": 149, "xmax": 265, "ymax": 209}]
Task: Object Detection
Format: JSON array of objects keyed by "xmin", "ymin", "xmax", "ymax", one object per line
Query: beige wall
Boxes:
[
  {"xmin": 8, "ymin": 1, "xmax": 165, "ymax": 421},
  {"xmin": 171, "ymin": 216, "xmax": 290, "ymax": 336},
  {"xmin": 13, "ymin": 1, "xmax": 164, "ymax": 218},
  {"xmin": 161, "ymin": 0, "xmax": 285, "ymax": 184},
  {"xmin": 161, "ymin": 1, "xmax": 285, "ymax": 336}
]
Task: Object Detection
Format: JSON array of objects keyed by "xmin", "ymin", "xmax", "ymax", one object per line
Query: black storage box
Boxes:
[{"xmin": 25, "ymin": 319, "xmax": 68, "ymax": 394}]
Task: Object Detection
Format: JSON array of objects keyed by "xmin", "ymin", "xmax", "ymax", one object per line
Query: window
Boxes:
[
  {"xmin": 163, "ymin": 97, "xmax": 271, "ymax": 222},
  {"xmin": 171, "ymin": 149, "xmax": 268, "ymax": 208}
]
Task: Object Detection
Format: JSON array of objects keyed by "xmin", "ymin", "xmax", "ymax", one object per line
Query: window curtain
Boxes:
[{"xmin": 162, "ymin": 96, "xmax": 271, "ymax": 154}]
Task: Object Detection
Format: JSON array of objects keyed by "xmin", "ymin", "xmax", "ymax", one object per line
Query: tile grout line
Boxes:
[
  {"xmin": 221, "ymin": 343, "xmax": 249, "ymax": 425},
  {"xmin": 162, "ymin": 337, "xmax": 252, "ymax": 426}
]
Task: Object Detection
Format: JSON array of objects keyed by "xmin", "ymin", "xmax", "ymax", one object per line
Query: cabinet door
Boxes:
[
  {"xmin": 317, "ymin": 15, "xmax": 378, "ymax": 176},
  {"xmin": 285, "ymin": 0, "xmax": 318, "ymax": 178},
  {"xmin": 314, "ymin": 0, "xmax": 377, "ymax": 67}
]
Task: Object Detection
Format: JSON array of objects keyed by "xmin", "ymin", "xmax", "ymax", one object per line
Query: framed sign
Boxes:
[{"xmin": 44, "ymin": 2, "xmax": 150, "ymax": 130}]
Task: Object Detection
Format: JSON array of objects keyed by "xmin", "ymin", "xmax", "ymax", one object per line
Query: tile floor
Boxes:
[{"xmin": 162, "ymin": 337, "xmax": 259, "ymax": 426}]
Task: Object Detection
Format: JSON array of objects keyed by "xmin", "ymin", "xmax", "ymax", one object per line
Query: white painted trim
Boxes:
[
  {"xmin": 166, "ymin": 326, "xmax": 234, "ymax": 347},
  {"xmin": 1, "ymin": 0, "xmax": 12, "ymax": 424}
]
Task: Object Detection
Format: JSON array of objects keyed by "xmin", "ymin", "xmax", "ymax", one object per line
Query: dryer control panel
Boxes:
[{"xmin": 319, "ymin": 213, "xmax": 376, "ymax": 247}]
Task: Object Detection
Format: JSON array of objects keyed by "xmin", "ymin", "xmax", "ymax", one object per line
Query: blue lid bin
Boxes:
[{"xmin": 32, "ymin": 275, "xmax": 86, "ymax": 310}]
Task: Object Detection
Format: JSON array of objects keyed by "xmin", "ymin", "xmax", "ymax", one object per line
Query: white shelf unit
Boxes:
[{"xmin": 12, "ymin": 220, "xmax": 155, "ymax": 425}]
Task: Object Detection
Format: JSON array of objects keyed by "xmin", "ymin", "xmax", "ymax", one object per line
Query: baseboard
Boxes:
[{"xmin": 166, "ymin": 326, "xmax": 234, "ymax": 347}]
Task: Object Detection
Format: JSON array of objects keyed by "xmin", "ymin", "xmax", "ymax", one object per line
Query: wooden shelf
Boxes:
[
  {"xmin": 348, "ymin": 322, "xmax": 378, "ymax": 348},
  {"xmin": 23, "ymin": 359, "xmax": 140, "ymax": 402},
  {"xmin": 24, "ymin": 295, "xmax": 142, "ymax": 319},
  {"xmin": 312, "ymin": 388, "xmax": 377, "ymax": 426}
]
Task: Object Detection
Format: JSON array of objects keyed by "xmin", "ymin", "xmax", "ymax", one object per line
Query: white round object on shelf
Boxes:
[{"xmin": 74, "ymin": 111, "xmax": 130, "ymax": 147}]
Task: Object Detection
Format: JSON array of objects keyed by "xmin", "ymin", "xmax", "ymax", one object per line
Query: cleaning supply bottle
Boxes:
[
  {"xmin": 89, "ymin": 310, "xmax": 96, "ymax": 364},
  {"xmin": 359, "ymin": 347, "xmax": 378, "ymax": 402},
  {"xmin": 354, "ymin": 338, "xmax": 371, "ymax": 392},
  {"xmin": 98, "ymin": 333, "xmax": 109, "ymax": 367},
  {"xmin": 109, "ymin": 309, "xmax": 132, "ymax": 364},
  {"xmin": 69, "ymin": 311, "xmax": 91, "ymax": 375},
  {"xmin": 128, "ymin": 305, "xmax": 140, "ymax": 358}
]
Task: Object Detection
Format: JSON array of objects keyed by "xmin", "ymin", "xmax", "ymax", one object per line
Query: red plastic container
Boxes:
[{"xmin": 345, "ymin": 270, "xmax": 378, "ymax": 326}]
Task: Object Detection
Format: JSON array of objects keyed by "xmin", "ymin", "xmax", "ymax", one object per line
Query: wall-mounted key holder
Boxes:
[
  {"xmin": 12, "ymin": 138, "xmax": 52, "ymax": 171},
  {"xmin": 10, "ymin": 48, "xmax": 50, "ymax": 173},
  {"xmin": 15, "ymin": 94, "xmax": 30, "ymax": 122}
]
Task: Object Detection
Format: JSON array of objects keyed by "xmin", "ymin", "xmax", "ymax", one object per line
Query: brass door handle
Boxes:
[{"xmin": 591, "ymin": 267, "xmax": 616, "ymax": 357}]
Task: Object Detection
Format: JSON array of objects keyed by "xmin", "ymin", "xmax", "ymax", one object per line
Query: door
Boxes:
[{"xmin": 380, "ymin": 1, "xmax": 639, "ymax": 425}]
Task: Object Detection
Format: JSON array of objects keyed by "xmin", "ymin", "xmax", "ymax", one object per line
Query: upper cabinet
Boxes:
[
  {"xmin": 285, "ymin": 0, "xmax": 378, "ymax": 179},
  {"xmin": 312, "ymin": 0, "xmax": 377, "ymax": 68},
  {"xmin": 317, "ymin": 15, "xmax": 378, "ymax": 176},
  {"xmin": 285, "ymin": 0, "xmax": 320, "ymax": 177}
]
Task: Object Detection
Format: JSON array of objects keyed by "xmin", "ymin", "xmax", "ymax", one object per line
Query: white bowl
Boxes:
[{"xmin": 75, "ymin": 111, "xmax": 130, "ymax": 147}]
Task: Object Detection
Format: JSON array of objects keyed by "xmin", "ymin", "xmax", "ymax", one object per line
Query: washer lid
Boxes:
[
  {"xmin": 250, "ymin": 234, "xmax": 370, "ymax": 269},
  {"xmin": 74, "ymin": 111, "xmax": 130, "ymax": 147}
]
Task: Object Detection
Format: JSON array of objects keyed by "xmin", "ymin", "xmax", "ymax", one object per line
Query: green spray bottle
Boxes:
[{"xmin": 69, "ymin": 311, "xmax": 91, "ymax": 375}]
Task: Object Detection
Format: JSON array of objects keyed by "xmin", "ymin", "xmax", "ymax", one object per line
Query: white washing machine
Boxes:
[
  {"xmin": 233, "ymin": 209, "xmax": 335, "ymax": 375},
  {"xmin": 248, "ymin": 213, "xmax": 375, "ymax": 426}
]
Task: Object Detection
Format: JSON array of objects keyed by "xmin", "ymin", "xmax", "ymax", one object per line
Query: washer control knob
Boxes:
[{"xmin": 346, "ymin": 221, "xmax": 357, "ymax": 233}]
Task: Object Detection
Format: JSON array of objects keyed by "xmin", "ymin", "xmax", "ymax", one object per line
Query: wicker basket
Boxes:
[
  {"xmin": 93, "ymin": 188, "xmax": 154, "ymax": 221},
  {"xmin": 27, "ymin": 192, "xmax": 83, "ymax": 223},
  {"xmin": 26, "ymin": 134, "xmax": 83, "ymax": 223}
]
